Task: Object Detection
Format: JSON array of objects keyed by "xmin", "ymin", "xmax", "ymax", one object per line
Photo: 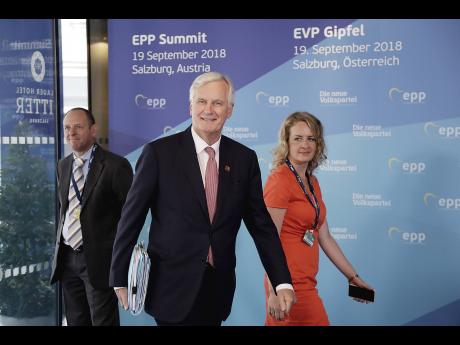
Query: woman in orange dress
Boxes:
[{"xmin": 264, "ymin": 112, "xmax": 373, "ymax": 326}]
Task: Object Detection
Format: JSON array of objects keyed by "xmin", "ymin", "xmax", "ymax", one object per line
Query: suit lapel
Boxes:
[
  {"xmin": 179, "ymin": 127, "xmax": 209, "ymax": 222},
  {"xmin": 59, "ymin": 155, "xmax": 73, "ymax": 213},
  {"xmin": 81, "ymin": 145, "xmax": 104, "ymax": 210},
  {"xmin": 213, "ymin": 136, "xmax": 232, "ymax": 227}
]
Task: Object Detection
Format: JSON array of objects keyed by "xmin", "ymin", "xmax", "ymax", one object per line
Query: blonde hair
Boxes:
[
  {"xmin": 272, "ymin": 111, "xmax": 327, "ymax": 175},
  {"xmin": 189, "ymin": 71, "xmax": 235, "ymax": 107}
]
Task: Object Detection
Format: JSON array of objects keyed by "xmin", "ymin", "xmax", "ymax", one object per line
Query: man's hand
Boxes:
[
  {"xmin": 114, "ymin": 287, "xmax": 129, "ymax": 310},
  {"xmin": 277, "ymin": 288, "xmax": 296, "ymax": 315}
]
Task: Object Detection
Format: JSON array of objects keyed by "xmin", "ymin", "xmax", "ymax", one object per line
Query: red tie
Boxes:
[{"xmin": 205, "ymin": 147, "xmax": 218, "ymax": 266}]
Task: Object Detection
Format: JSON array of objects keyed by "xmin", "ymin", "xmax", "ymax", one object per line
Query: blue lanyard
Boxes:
[
  {"xmin": 285, "ymin": 158, "xmax": 320, "ymax": 230},
  {"xmin": 71, "ymin": 145, "xmax": 97, "ymax": 204}
]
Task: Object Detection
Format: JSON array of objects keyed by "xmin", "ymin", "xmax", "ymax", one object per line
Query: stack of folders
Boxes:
[{"xmin": 127, "ymin": 241, "xmax": 151, "ymax": 316}]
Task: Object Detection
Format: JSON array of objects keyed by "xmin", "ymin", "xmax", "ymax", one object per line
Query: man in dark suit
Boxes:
[
  {"xmin": 110, "ymin": 72, "xmax": 295, "ymax": 325},
  {"xmin": 50, "ymin": 108, "xmax": 133, "ymax": 326}
]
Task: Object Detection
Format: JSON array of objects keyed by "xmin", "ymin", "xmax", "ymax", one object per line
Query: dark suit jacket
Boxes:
[
  {"xmin": 109, "ymin": 127, "xmax": 292, "ymax": 322},
  {"xmin": 50, "ymin": 144, "xmax": 133, "ymax": 289}
]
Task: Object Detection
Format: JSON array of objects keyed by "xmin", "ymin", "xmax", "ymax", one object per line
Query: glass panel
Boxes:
[
  {"xmin": 0, "ymin": 19, "xmax": 58, "ymax": 326},
  {"xmin": 59, "ymin": 19, "xmax": 88, "ymax": 158},
  {"xmin": 57, "ymin": 19, "xmax": 88, "ymax": 325}
]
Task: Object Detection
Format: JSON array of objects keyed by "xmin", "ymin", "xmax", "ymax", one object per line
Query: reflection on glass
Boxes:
[{"xmin": 0, "ymin": 19, "xmax": 57, "ymax": 326}]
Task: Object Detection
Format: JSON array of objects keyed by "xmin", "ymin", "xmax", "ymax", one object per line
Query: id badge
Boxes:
[
  {"xmin": 303, "ymin": 230, "xmax": 315, "ymax": 247},
  {"xmin": 74, "ymin": 206, "xmax": 81, "ymax": 220}
]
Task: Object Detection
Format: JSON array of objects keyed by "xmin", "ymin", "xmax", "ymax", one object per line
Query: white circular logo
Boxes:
[{"xmin": 31, "ymin": 51, "xmax": 45, "ymax": 82}]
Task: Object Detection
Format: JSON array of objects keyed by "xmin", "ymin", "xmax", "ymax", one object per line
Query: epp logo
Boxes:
[
  {"xmin": 163, "ymin": 126, "xmax": 180, "ymax": 136},
  {"xmin": 132, "ymin": 34, "xmax": 156, "ymax": 45},
  {"xmin": 388, "ymin": 226, "xmax": 426, "ymax": 244},
  {"xmin": 256, "ymin": 91, "xmax": 290, "ymax": 107},
  {"xmin": 424, "ymin": 193, "xmax": 460, "ymax": 210},
  {"xmin": 388, "ymin": 157, "xmax": 425, "ymax": 174},
  {"xmin": 423, "ymin": 193, "xmax": 438, "ymax": 207},
  {"xmin": 389, "ymin": 87, "xmax": 426, "ymax": 104},
  {"xmin": 424, "ymin": 121, "xmax": 460, "ymax": 138},
  {"xmin": 135, "ymin": 94, "xmax": 166, "ymax": 110}
]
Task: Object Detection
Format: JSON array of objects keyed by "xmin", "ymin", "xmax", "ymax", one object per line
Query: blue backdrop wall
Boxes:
[{"xmin": 108, "ymin": 19, "xmax": 460, "ymax": 325}]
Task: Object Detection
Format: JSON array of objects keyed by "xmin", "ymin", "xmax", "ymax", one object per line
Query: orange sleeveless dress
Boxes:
[{"xmin": 263, "ymin": 164, "xmax": 329, "ymax": 326}]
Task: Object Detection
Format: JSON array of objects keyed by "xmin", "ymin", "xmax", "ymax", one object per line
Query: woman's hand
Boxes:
[
  {"xmin": 350, "ymin": 276, "xmax": 375, "ymax": 304},
  {"xmin": 268, "ymin": 293, "xmax": 285, "ymax": 320}
]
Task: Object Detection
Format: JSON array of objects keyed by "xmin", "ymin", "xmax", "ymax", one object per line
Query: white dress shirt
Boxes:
[
  {"xmin": 191, "ymin": 126, "xmax": 221, "ymax": 187},
  {"xmin": 62, "ymin": 145, "xmax": 93, "ymax": 245}
]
